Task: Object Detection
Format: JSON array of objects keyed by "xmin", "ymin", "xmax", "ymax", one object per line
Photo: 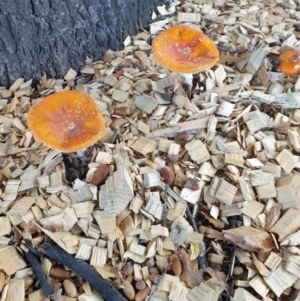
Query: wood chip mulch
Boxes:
[{"xmin": 1, "ymin": 0, "xmax": 300, "ymax": 300}]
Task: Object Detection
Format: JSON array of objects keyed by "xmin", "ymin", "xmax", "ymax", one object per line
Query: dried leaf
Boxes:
[
  {"xmin": 201, "ymin": 211, "xmax": 225, "ymax": 229},
  {"xmin": 205, "ymin": 267, "xmax": 227, "ymax": 291},
  {"xmin": 179, "ymin": 249, "xmax": 203, "ymax": 288}
]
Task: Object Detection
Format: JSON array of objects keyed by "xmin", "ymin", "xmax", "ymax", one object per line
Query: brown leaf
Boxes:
[
  {"xmin": 265, "ymin": 203, "xmax": 281, "ymax": 231},
  {"xmin": 205, "ymin": 267, "xmax": 227, "ymax": 291},
  {"xmin": 201, "ymin": 211, "xmax": 225, "ymax": 229},
  {"xmin": 179, "ymin": 249, "xmax": 203, "ymax": 288}
]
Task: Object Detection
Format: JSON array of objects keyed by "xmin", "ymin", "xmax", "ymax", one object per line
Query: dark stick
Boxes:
[
  {"xmin": 25, "ymin": 242, "xmax": 40, "ymax": 256},
  {"xmin": 185, "ymin": 205, "xmax": 208, "ymax": 271},
  {"xmin": 198, "ymin": 241, "xmax": 208, "ymax": 271},
  {"xmin": 163, "ymin": 184, "xmax": 168, "ymax": 227},
  {"xmin": 185, "ymin": 205, "xmax": 198, "ymax": 232},
  {"xmin": 40, "ymin": 243, "xmax": 128, "ymax": 301},
  {"xmin": 24, "ymin": 249, "xmax": 55, "ymax": 298}
]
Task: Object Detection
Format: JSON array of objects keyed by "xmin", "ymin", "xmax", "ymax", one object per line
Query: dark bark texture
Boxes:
[{"xmin": 0, "ymin": 0, "xmax": 162, "ymax": 87}]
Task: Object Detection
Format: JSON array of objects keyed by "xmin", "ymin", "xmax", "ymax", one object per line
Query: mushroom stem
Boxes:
[{"xmin": 180, "ymin": 73, "xmax": 193, "ymax": 86}]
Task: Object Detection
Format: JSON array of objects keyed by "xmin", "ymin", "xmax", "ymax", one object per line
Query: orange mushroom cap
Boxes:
[
  {"xmin": 152, "ymin": 25, "xmax": 219, "ymax": 74},
  {"xmin": 277, "ymin": 49, "xmax": 300, "ymax": 76},
  {"xmin": 27, "ymin": 91, "xmax": 105, "ymax": 152}
]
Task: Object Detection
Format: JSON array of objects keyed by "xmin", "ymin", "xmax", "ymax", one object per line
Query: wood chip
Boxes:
[{"xmin": 0, "ymin": 246, "xmax": 27, "ymax": 275}]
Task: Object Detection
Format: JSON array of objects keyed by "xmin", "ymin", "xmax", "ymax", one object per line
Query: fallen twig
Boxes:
[
  {"xmin": 24, "ymin": 247, "xmax": 55, "ymax": 298},
  {"xmin": 185, "ymin": 205, "xmax": 198, "ymax": 232},
  {"xmin": 163, "ymin": 184, "xmax": 168, "ymax": 227},
  {"xmin": 185, "ymin": 205, "xmax": 208, "ymax": 271},
  {"xmin": 40, "ymin": 243, "xmax": 127, "ymax": 301}
]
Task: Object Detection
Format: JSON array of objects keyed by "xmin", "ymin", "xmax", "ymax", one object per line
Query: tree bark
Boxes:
[{"xmin": 0, "ymin": 0, "xmax": 162, "ymax": 87}]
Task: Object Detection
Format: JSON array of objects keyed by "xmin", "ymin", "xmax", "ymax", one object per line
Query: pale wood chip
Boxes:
[
  {"xmin": 0, "ymin": 246, "xmax": 27, "ymax": 275},
  {"xmin": 185, "ymin": 139, "xmax": 210, "ymax": 164},
  {"xmin": 249, "ymin": 274, "xmax": 269, "ymax": 298},
  {"xmin": 223, "ymin": 226, "xmax": 275, "ymax": 252},
  {"xmin": 233, "ymin": 288, "xmax": 260, "ymax": 301},
  {"xmin": 263, "ymin": 264, "xmax": 298, "ymax": 298},
  {"xmin": 270, "ymin": 206, "xmax": 300, "ymax": 241},
  {"xmin": 276, "ymin": 149, "xmax": 296, "ymax": 173},
  {"xmin": 264, "ymin": 252, "xmax": 282, "ymax": 271},
  {"xmin": 132, "ymin": 136, "xmax": 158, "ymax": 155},
  {"xmin": 170, "ymin": 216, "xmax": 193, "ymax": 246},
  {"xmin": 99, "ymin": 165, "xmax": 133, "ymax": 214},
  {"xmin": 134, "ymin": 94, "xmax": 158, "ymax": 114}
]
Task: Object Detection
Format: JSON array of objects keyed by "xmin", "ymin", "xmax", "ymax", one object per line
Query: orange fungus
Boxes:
[
  {"xmin": 27, "ymin": 91, "xmax": 105, "ymax": 152},
  {"xmin": 277, "ymin": 49, "xmax": 300, "ymax": 76},
  {"xmin": 152, "ymin": 25, "xmax": 219, "ymax": 74}
]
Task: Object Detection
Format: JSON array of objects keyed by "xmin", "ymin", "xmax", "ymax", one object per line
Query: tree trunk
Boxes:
[{"xmin": 0, "ymin": 0, "xmax": 162, "ymax": 87}]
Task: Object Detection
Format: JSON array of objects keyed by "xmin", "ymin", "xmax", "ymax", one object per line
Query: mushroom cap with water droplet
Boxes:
[
  {"xmin": 152, "ymin": 25, "xmax": 219, "ymax": 74},
  {"xmin": 27, "ymin": 91, "xmax": 105, "ymax": 152}
]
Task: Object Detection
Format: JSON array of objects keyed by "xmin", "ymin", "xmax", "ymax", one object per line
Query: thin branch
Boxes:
[
  {"xmin": 185, "ymin": 205, "xmax": 208, "ymax": 271},
  {"xmin": 40, "ymin": 243, "xmax": 127, "ymax": 301},
  {"xmin": 163, "ymin": 184, "xmax": 168, "ymax": 227},
  {"xmin": 185, "ymin": 205, "xmax": 198, "ymax": 232},
  {"xmin": 24, "ymin": 248, "xmax": 54, "ymax": 298}
]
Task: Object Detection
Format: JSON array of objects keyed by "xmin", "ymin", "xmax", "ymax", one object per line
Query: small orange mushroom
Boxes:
[
  {"xmin": 27, "ymin": 91, "xmax": 105, "ymax": 152},
  {"xmin": 277, "ymin": 49, "xmax": 300, "ymax": 76},
  {"xmin": 152, "ymin": 25, "xmax": 219, "ymax": 85}
]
